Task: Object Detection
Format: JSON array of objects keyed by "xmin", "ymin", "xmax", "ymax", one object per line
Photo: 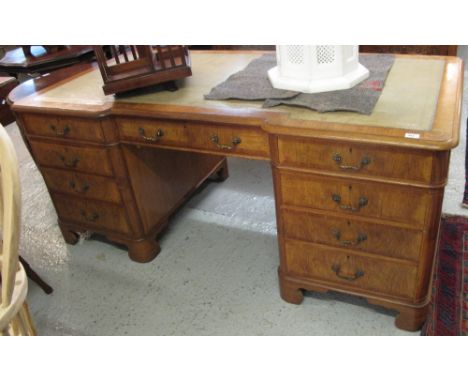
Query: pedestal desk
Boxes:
[{"xmin": 9, "ymin": 51, "xmax": 463, "ymax": 331}]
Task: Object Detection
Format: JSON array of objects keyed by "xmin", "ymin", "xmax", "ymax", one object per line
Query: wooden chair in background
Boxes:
[{"xmin": 0, "ymin": 123, "xmax": 36, "ymax": 335}]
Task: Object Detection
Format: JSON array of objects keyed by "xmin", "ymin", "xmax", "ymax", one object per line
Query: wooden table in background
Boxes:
[
  {"xmin": 0, "ymin": 46, "xmax": 94, "ymax": 77},
  {"xmin": 0, "ymin": 76, "xmax": 18, "ymax": 125},
  {"xmin": 8, "ymin": 51, "xmax": 463, "ymax": 331}
]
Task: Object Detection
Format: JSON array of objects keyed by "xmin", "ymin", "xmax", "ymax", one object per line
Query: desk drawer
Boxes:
[
  {"xmin": 277, "ymin": 137, "xmax": 436, "ymax": 183},
  {"xmin": 53, "ymin": 195, "xmax": 130, "ymax": 234},
  {"xmin": 117, "ymin": 118, "xmax": 189, "ymax": 147},
  {"xmin": 185, "ymin": 122, "xmax": 270, "ymax": 158},
  {"xmin": 278, "ymin": 171, "xmax": 431, "ymax": 227},
  {"xmin": 30, "ymin": 141, "xmax": 114, "ymax": 176},
  {"xmin": 282, "ymin": 208, "xmax": 422, "ymax": 262},
  {"xmin": 284, "ymin": 239, "xmax": 418, "ymax": 299},
  {"xmin": 41, "ymin": 168, "xmax": 122, "ymax": 203},
  {"xmin": 22, "ymin": 114, "xmax": 105, "ymax": 142}
]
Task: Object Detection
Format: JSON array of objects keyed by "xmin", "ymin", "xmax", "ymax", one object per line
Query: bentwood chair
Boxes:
[{"xmin": 0, "ymin": 123, "xmax": 36, "ymax": 335}]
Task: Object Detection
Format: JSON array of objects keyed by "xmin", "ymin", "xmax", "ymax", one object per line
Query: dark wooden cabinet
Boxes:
[
  {"xmin": 359, "ymin": 45, "xmax": 457, "ymax": 56},
  {"xmin": 203, "ymin": 45, "xmax": 458, "ymax": 56}
]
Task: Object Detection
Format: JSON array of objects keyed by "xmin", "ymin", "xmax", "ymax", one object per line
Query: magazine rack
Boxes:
[{"xmin": 94, "ymin": 45, "xmax": 192, "ymax": 95}]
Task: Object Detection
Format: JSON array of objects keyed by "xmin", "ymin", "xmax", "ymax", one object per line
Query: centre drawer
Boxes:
[
  {"xmin": 53, "ymin": 194, "xmax": 130, "ymax": 235},
  {"xmin": 282, "ymin": 208, "xmax": 422, "ymax": 262},
  {"xmin": 283, "ymin": 239, "xmax": 418, "ymax": 300},
  {"xmin": 117, "ymin": 118, "xmax": 270, "ymax": 159},
  {"xmin": 278, "ymin": 170, "xmax": 433, "ymax": 227},
  {"xmin": 117, "ymin": 117, "xmax": 189, "ymax": 147},
  {"xmin": 185, "ymin": 122, "xmax": 270, "ymax": 159},
  {"xmin": 277, "ymin": 136, "xmax": 441, "ymax": 184},
  {"xmin": 29, "ymin": 140, "xmax": 114, "ymax": 177}
]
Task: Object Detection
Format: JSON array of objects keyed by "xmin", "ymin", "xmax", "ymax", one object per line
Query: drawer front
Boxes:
[
  {"xmin": 41, "ymin": 168, "xmax": 122, "ymax": 204},
  {"xmin": 53, "ymin": 195, "xmax": 130, "ymax": 234},
  {"xmin": 22, "ymin": 114, "xmax": 105, "ymax": 142},
  {"xmin": 185, "ymin": 122, "xmax": 270, "ymax": 158},
  {"xmin": 278, "ymin": 171, "xmax": 431, "ymax": 227},
  {"xmin": 117, "ymin": 118, "xmax": 270, "ymax": 159},
  {"xmin": 117, "ymin": 118, "xmax": 189, "ymax": 147},
  {"xmin": 30, "ymin": 141, "xmax": 114, "ymax": 176},
  {"xmin": 277, "ymin": 137, "xmax": 435, "ymax": 183},
  {"xmin": 284, "ymin": 239, "xmax": 418, "ymax": 299},
  {"xmin": 282, "ymin": 208, "xmax": 422, "ymax": 262}
]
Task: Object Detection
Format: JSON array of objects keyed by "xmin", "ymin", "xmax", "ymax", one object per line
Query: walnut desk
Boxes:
[{"xmin": 9, "ymin": 51, "xmax": 463, "ymax": 331}]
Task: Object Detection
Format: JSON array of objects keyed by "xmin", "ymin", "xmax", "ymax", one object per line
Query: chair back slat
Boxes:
[{"xmin": 0, "ymin": 125, "xmax": 21, "ymax": 308}]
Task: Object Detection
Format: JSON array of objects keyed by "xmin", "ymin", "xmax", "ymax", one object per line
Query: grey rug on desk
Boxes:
[{"xmin": 205, "ymin": 54, "xmax": 395, "ymax": 115}]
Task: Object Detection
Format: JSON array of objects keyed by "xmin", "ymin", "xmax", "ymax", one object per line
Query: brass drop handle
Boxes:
[
  {"xmin": 49, "ymin": 124, "xmax": 71, "ymax": 137},
  {"xmin": 69, "ymin": 180, "xmax": 90, "ymax": 194},
  {"xmin": 80, "ymin": 209, "xmax": 99, "ymax": 222},
  {"xmin": 139, "ymin": 127, "xmax": 164, "ymax": 142},
  {"xmin": 331, "ymin": 264, "xmax": 364, "ymax": 281},
  {"xmin": 332, "ymin": 229, "xmax": 367, "ymax": 246},
  {"xmin": 331, "ymin": 194, "xmax": 368, "ymax": 212},
  {"xmin": 333, "ymin": 153, "xmax": 371, "ymax": 171},
  {"xmin": 58, "ymin": 154, "xmax": 80, "ymax": 168},
  {"xmin": 210, "ymin": 135, "xmax": 241, "ymax": 150}
]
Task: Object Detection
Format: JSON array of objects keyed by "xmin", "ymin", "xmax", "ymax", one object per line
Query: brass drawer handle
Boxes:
[
  {"xmin": 332, "ymin": 153, "xmax": 371, "ymax": 171},
  {"xmin": 139, "ymin": 127, "xmax": 164, "ymax": 142},
  {"xmin": 210, "ymin": 135, "xmax": 241, "ymax": 150},
  {"xmin": 332, "ymin": 229, "xmax": 367, "ymax": 246},
  {"xmin": 69, "ymin": 180, "xmax": 90, "ymax": 194},
  {"xmin": 332, "ymin": 264, "xmax": 364, "ymax": 281},
  {"xmin": 58, "ymin": 154, "xmax": 80, "ymax": 168},
  {"xmin": 80, "ymin": 209, "xmax": 99, "ymax": 222},
  {"xmin": 331, "ymin": 194, "xmax": 368, "ymax": 212},
  {"xmin": 49, "ymin": 124, "xmax": 71, "ymax": 137}
]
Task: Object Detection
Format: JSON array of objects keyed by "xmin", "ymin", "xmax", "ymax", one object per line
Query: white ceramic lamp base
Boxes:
[
  {"xmin": 268, "ymin": 63, "xmax": 369, "ymax": 94},
  {"xmin": 268, "ymin": 45, "xmax": 369, "ymax": 94}
]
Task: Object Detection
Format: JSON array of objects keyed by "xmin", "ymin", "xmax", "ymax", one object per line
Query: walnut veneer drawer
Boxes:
[
  {"xmin": 284, "ymin": 239, "xmax": 418, "ymax": 299},
  {"xmin": 118, "ymin": 118, "xmax": 270, "ymax": 159},
  {"xmin": 53, "ymin": 195, "xmax": 130, "ymax": 234},
  {"xmin": 282, "ymin": 208, "xmax": 422, "ymax": 262},
  {"xmin": 22, "ymin": 114, "xmax": 106, "ymax": 142},
  {"xmin": 30, "ymin": 141, "xmax": 114, "ymax": 177},
  {"xmin": 117, "ymin": 118, "xmax": 189, "ymax": 147},
  {"xmin": 41, "ymin": 168, "xmax": 122, "ymax": 203},
  {"xmin": 277, "ymin": 137, "xmax": 440, "ymax": 184},
  {"xmin": 185, "ymin": 122, "xmax": 270, "ymax": 158},
  {"xmin": 278, "ymin": 171, "xmax": 432, "ymax": 227}
]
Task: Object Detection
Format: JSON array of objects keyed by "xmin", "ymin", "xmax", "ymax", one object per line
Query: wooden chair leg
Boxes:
[
  {"xmin": 19, "ymin": 302, "xmax": 36, "ymax": 335},
  {"xmin": 19, "ymin": 256, "xmax": 53, "ymax": 294}
]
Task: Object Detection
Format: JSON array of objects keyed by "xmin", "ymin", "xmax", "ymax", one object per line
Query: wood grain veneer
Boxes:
[{"xmin": 9, "ymin": 51, "xmax": 463, "ymax": 331}]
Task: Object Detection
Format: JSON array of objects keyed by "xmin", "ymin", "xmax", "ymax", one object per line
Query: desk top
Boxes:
[{"xmin": 10, "ymin": 51, "xmax": 464, "ymax": 150}]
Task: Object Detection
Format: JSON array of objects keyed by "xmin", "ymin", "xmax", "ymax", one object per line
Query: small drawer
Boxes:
[
  {"xmin": 284, "ymin": 239, "xmax": 418, "ymax": 299},
  {"xmin": 282, "ymin": 208, "xmax": 422, "ymax": 262},
  {"xmin": 30, "ymin": 140, "xmax": 114, "ymax": 176},
  {"xmin": 277, "ymin": 137, "xmax": 436, "ymax": 183},
  {"xmin": 41, "ymin": 168, "xmax": 122, "ymax": 203},
  {"xmin": 185, "ymin": 122, "xmax": 270, "ymax": 159},
  {"xmin": 53, "ymin": 195, "xmax": 130, "ymax": 234},
  {"xmin": 278, "ymin": 171, "xmax": 432, "ymax": 227},
  {"xmin": 117, "ymin": 117, "xmax": 189, "ymax": 147},
  {"xmin": 22, "ymin": 114, "xmax": 106, "ymax": 142}
]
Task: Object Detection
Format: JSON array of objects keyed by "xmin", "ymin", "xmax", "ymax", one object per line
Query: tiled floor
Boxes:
[{"xmin": 5, "ymin": 69, "xmax": 467, "ymax": 336}]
